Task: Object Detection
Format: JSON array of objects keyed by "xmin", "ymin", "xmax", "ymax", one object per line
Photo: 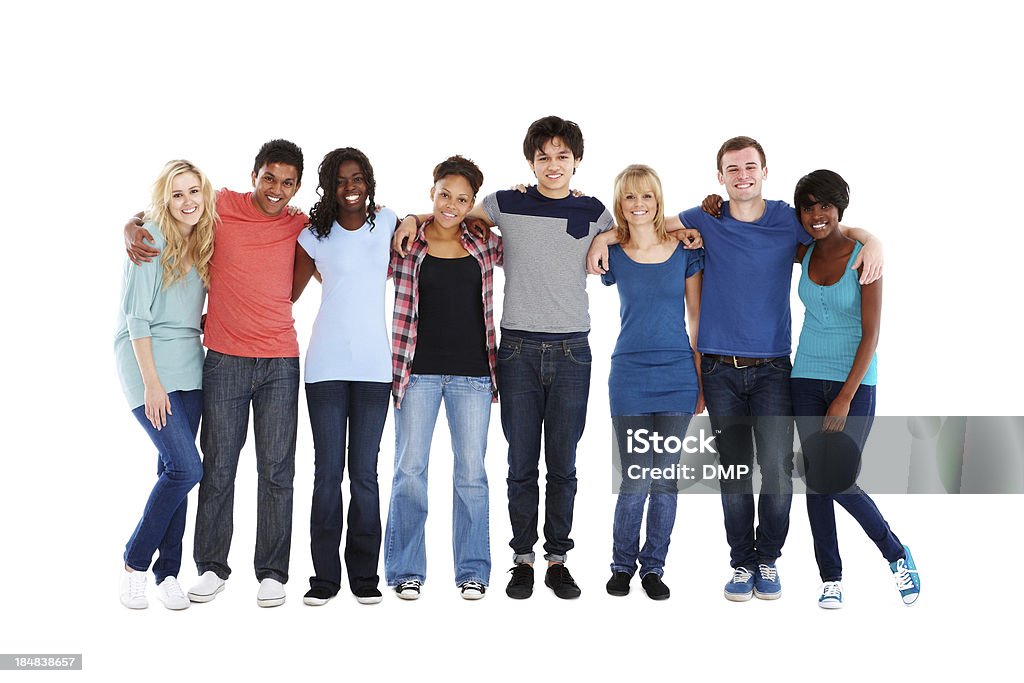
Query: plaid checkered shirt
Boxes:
[{"xmin": 390, "ymin": 219, "xmax": 503, "ymax": 408}]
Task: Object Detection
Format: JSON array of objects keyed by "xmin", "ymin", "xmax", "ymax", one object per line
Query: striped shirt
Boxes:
[{"xmin": 390, "ymin": 219, "xmax": 503, "ymax": 407}]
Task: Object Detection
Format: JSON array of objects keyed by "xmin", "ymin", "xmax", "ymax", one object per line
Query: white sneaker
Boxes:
[
  {"xmin": 157, "ymin": 577, "xmax": 190, "ymax": 610},
  {"xmin": 187, "ymin": 571, "xmax": 226, "ymax": 603},
  {"xmin": 818, "ymin": 581, "xmax": 843, "ymax": 609},
  {"xmin": 119, "ymin": 567, "xmax": 148, "ymax": 609},
  {"xmin": 257, "ymin": 578, "xmax": 286, "ymax": 608}
]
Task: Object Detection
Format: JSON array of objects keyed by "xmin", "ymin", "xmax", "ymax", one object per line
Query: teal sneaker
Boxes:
[
  {"xmin": 890, "ymin": 545, "xmax": 920, "ymax": 605},
  {"xmin": 724, "ymin": 567, "xmax": 754, "ymax": 602},
  {"xmin": 754, "ymin": 563, "xmax": 782, "ymax": 600},
  {"xmin": 818, "ymin": 581, "xmax": 843, "ymax": 609}
]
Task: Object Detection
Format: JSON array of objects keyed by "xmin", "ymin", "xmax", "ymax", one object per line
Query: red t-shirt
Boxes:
[{"xmin": 204, "ymin": 188, "xmax": 307, "ymax": 358}]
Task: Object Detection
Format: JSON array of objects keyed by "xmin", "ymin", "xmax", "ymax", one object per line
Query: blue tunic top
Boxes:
[
  {"xmin": 792, "ymin": 241, "xmax": 878, "ymax": 385},
  {"xmin": 602, "ymin": 242, "xmax": 703, "ymax": 415}
]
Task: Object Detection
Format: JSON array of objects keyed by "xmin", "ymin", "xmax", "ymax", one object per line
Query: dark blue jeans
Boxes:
[
  {"xmin": 791, "ymin": 378, "xmax": 904, "ymax": 581},
  {"xmin": 306, "ymin": 380, "xmax": 391, "ymax": 595},
  {"xmin": 497, "ymin": 331, "xmax": 591, "ymax": 564},
  {"xmin": 194, "ymin": 351, "xmax": 299, "ymax": 583},
  {"xmin": 611, "ymin": 413, "xmax": 692, "ymax": 578},
  {"xmin": 125, "ymin": 390, "xmax": 204, "ymax": 583},
  {"xmin": 701, "ymin": 355, "xmax": 794, "ymax": 569}
]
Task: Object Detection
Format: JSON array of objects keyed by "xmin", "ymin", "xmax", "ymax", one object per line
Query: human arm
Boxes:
[
  {"xmin": 292, "ymin": 242, "xmax": 317, "ymax": 302},
  {"xmin": 130, "ymin": 337, "xmax": 171, "ymax": 429},
  {"xmin": 840, "ymin": 226, "xmax": 883, "ymax": 285},
  {"xmin": 685, "ymin": 269, "xmax": 704, "ymax": 415},
  {"xmin": 586, "ymin": 229, "xmax": 621, "ymax": 275},
  {"xmin": 823, "ymin": 274, "xmax": 882, "ymax": 433},
  {"xmin": 663, "ymin": 214, "xmax": 704, "ymax": 249},
  {"xmin": 124, "ymin": 212, "xmax": 159, "ymax": 265}
]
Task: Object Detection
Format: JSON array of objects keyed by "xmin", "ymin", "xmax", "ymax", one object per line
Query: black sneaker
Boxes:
[
  {"xmin": 545, "ymin": 563, "xmax": 582, "ymax": 599},
  {"xmin": 641, "ymin": 573, "xmax": 670, "ymax": 601},
  {"xmin": 606, "ymin": 571, "xmax": 632, "ymax": 597},
  {"xmin": 505, "ymin": 564, "xmax": 534, "ymax": 599},
  {"xmin": 354, "ymin": 586, "xmax": 383, "ymax": 605},
  {"xmin": 303, "ymin": 586, "xmax": 335, "ymax": 606}
]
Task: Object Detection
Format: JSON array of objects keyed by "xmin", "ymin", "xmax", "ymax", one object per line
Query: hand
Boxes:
[
  {"xmin": 200, "ymin": 313, "xmax": 207, "ymax": 333},
  {"xmin": 701, "ymin": 194, "xmax": 723, "ymax": 218},
  {"xmin": 587, "ymin": 235, "xmax": 611, "ymax": 275},
  {"xmin": 694, "ymin": 389, "xmax": 706, "ymax": 416},
  {"xmin": 465, "ymin": 217, "xmax": 490, "ymax": 241},
  {"xmin": 285, "ymin": 204, "xmax": 303, "ymax": 217},
  {"xmin": 143, "ymin": 382, "xmax": 172, "ymax": 430},
  {"xmin": 822, "ymin": 396, "xmax": 851, "ymax": 433},
  {"xmin": 676, "ymin": 228, "xmax": 703, "ymax": 249},
  {"xmin": 851, "ymin": 236, "xmax": 883, "ymax": 285},
  {"xmin": 392, "ymin": 216, "xmax": 417, "ymax": 257},
  {"xmin": 125, "ymin": 215, "xmax": 158, "ymax": 265},
  {"xmin": 511, "ymin": 184, "xmax": 529, "ymax": 193}
]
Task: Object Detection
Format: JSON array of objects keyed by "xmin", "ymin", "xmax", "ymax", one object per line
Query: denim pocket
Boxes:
[
  {"xmin": 203, "ymin": 350, "xmax": 226, "ymax": 373},
  {"xmin": 467, "ymin": 376, "xmax": 493, "ymax": 393},
  {"xmin": 566, "ymin": 345, "xmax": 592, "ymax": 366},
  {"xmin": 497, "ymin": 341, "xmax": 520, "ymax": 362},
  {"xmin": 766, "ymin": 357, "xmax": 793, "ymax": 373},
  {"xmin": 700, "ymin": 356, "xmax": 720, "ymax": 377}
]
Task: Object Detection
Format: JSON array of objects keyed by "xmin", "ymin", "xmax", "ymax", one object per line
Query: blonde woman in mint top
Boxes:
[
  {"xmin": 789, "ymin": 170, "xmax": 919, "ymax": 609},
  {"xmin": 114, "ymin": 160, "xmax": 216, "ymax": 610}
]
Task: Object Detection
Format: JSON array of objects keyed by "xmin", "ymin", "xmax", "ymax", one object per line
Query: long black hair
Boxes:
[{"xmin": 307, "ymin": 147, "xmax": 376, "ymax": 239}]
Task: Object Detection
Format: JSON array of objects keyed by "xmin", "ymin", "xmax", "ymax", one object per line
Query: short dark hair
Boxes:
[
  {"xmin": 432, "ymin": 155, "xmax": 484, "ymax": 196},
  {"xmin": 522, "ymin": 115, "xmax": 584, "ymax": 162},
  {"xmin": 253, "ymin": 139, "xmax": 304, "ymax": 183},
  {"xmin": 716, "ymin": 136, "xmax": 766, "ymax": 171},
  {"xmin": 794, "ymin": 169, "xmax": 851, "ymax": 221}
]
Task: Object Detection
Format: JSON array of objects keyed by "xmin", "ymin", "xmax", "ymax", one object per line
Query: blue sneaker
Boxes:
[
  {"xmin": 818, "ymin": 581, "xmax": 843, "ymax": 609},
  {"xmin": 724, "ymin": 567, "xmax": 754, "ymax": 602},
  {"xmin": 890, "ymin": 545, "xmax": 920, "ymax": 605},
  {"xmin": 754, "ymin": 563, "xmax": 782, "ymax": 600}
]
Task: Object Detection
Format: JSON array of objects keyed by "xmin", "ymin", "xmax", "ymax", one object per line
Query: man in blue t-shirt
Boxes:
[{"xmin": 590, "ymin": 136, "xmax": 881, "ymax": 602}]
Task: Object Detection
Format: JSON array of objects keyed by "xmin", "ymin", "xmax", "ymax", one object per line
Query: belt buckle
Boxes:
[{"xmin": 732, "ymin": 356, "xmax": 748, "ymax": 369}]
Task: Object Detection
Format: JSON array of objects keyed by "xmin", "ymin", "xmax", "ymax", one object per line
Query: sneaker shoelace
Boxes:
[
  {"xmin": 162, "ymin": 578, "xmax": 185, "ymax": 600},
  {"xmin": 508, "ymin": 565, "xmax": 532, "ymax": 584},
  {"xmin": 892, "ymin": 559, "xmax": 917, "ymax": 591},
  {"xmin": 553, "ymin": 565, "xmax": 577, "ymax": 585},
  {"xmin": 461, "ymin": 580, "xmax": 484, "ymax": 593},
  {"xmin": 758, "ymin": 564, "xmax": 778, "ymax": 581},
  {"xmin": 128, "ymin": 572, "xmax": 146, "ymax": 598},
  {"xmin": 398, "ymin": 580, "xmax": 421, "ymax": 592},
  {"xmin": 731, "ymin": 567, "xmax": 753, "ymax": 583},
  {"xmin": 822, "ymin": 582, "xmax": 841, "ymax": 599}
]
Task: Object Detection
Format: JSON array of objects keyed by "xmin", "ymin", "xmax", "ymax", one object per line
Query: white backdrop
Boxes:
[{"xmin": 3, "ymin": 1, "xmax": 1021, "ymax": 679}]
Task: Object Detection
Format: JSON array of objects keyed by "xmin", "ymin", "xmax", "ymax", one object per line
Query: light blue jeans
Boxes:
[{"xmin": 384, "ymin": 375, "xmax": 492, "ymax": 587}]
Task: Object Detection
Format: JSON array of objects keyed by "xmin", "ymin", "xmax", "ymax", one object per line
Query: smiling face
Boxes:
[
  {"xmin": 250, "ymin": 162, "xmax": 300, "ymax": 216},
  {"xmin": 717, "ymin": 146, "xmax": 766, "ymax": 203},
  {"xmin": 430, "ymin": 174, "xmax": 475, "ymax": 230},
  {"xmin": 799, "ymin": 196, "xmax": 841, "ymax": 240},
  {"xmin": 335, "ymin": 159, "xmax": 369, "ymax": 215},
  {"xmin": 168, "ymin": 171, "xmax": 204, "ymax": 229},
  {"xmin": 619, "ymin": 186, "xmax": 658, "ymax": 229},
  {"xmin": 529, "ymin": 136, "xmax": 580, "ymax": 199}
]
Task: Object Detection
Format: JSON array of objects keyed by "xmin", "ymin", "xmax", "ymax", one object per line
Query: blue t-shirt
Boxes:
[
  {"xmin": 680, "ymin": 200, "xmax": 811, "ymax": 357},
  {"xmin": 297, "ymin": 208, "xmax": 396, "ymax": 383},
  {"xmin": 602, "ymin": 242, "xmax": 703, "ymax": 415}
]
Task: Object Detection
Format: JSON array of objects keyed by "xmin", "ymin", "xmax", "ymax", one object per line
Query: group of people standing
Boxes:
[{"xmin": 114, "ymin": 117, "xmax": 921, "ymax": 612}]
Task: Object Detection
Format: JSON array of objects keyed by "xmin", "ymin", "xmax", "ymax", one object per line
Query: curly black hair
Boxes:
[{"xmin": 307, "ymin": 147, "xmax": 376, "ymax": 239}]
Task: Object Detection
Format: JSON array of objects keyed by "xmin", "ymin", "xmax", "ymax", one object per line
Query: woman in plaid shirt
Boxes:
[{"xmin": 384, "ymin": 156, "xmax": 502, "ymax": 600}]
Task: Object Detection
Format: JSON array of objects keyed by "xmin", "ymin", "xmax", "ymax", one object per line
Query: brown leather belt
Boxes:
[{"xmin": 704, "ymin": 353, "xmax": 780, "ymax": 369}]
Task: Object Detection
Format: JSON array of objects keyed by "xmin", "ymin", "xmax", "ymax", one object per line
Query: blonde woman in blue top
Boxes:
[
  {"xmin": 114, "ymin": 160, "xmax": 216, "ymax": 609},
  {"xmin": 789, "ymin": 170, "xmax": 919, "ymax": 609}
]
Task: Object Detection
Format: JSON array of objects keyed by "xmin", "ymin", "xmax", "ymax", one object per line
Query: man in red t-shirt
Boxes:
[{"xmin": 126, "ymin": 140, "xmax": 306, "ymax": 608}]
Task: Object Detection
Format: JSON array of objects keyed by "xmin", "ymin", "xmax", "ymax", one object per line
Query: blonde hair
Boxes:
[
  {"xmin": 612, "ymin": 164, "xmax": 667, "ymax": 245},
  {"xmin": 146, "ymin": 160, "xmax": 217, "ymax": 289}
]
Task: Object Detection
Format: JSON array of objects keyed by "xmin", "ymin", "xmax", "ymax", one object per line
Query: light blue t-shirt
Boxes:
[
  {"xmin": 680, "ymin": 200, "xmax": 812, "ymax": 357},
  {"xmin": 297, "ymin": 208, "xmax": 395, "ymax": 383},
  {"xmin": 113, "ymin": 225, "xmax": 206, "ymax": 408}
]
